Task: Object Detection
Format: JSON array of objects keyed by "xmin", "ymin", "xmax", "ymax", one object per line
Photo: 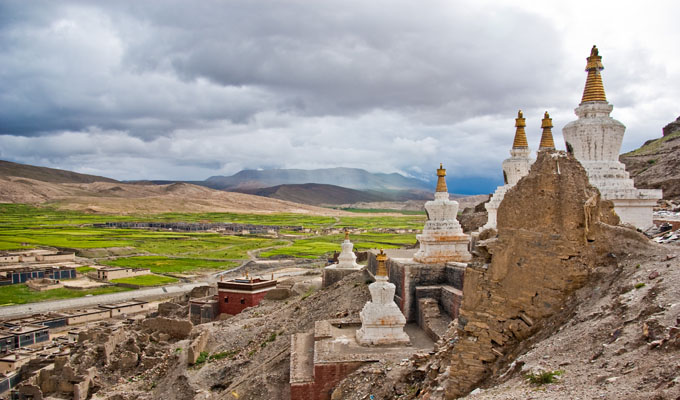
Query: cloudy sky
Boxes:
[{"xmin": 0, "ymin": 0, "xmax": 678, "ymax": 193}]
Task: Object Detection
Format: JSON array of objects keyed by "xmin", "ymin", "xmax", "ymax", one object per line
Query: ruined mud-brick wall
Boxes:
[
  {"xmin": 436, "ymin": 151, "xmax": 636, "ymax": 398},
  {"xmin": 291, "ymin": 362, "xmax": 365, "ymax": 400}
]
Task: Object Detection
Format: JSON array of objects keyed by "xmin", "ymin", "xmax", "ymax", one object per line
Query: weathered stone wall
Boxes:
[
  {"xmin": 444, "ymin": 263, "xmax": 465, "ymax": 290},
  {"xmin": 187, "ymin": 331, "xmax": 209, "ymax": 365},
  {"xmin": 321, "ymin": 268, "xmax": 358, "ymax": 288},
  {"xmin": 290, "ymin": 362, "xmax": 364, "ymax": 400},
  {"xmin": 141, "ymin": 317, "xmax": 193, "ymax": 340},
  {"xmin": 440, "ymin": 286, "xmax": 462, "ymax": 320},
  {"xmin": 417, "ymin": 151, "xmax": 648, "ymax": 399}
]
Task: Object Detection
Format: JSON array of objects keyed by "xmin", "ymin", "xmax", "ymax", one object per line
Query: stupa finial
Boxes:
[
  {"xmin": 581, "ymin": 45, "xmax": 607, "ymax": 103},
  {"xmin": 539, "ymin": 111, "xmax": 555, "ymax": 150},
  {"xmin": 344, "ymin": 228, "xmax": 349, "ymax": 240},
  {"xmin": 376, "ymin": 249, "xmax": 388, "ymax": 277},
  {"xmin": 512, "ymin": 110, "xmax": 528, "ymax": 148},
  {"xmin": 435, "ymin": 163, "xmax": 448, "ymax": 193}
]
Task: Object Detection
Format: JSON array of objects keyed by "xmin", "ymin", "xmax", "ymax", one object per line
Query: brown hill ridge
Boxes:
[
  {"xmin": 620, "ymin": 128, "xmax": 680, "ymax": 200},
  {"xmin": 0, "ymin": 176, "xmax": 346, "ymax": 215},
  {"xmin": 0, "ymin": 159, "xmax": 117, "ymax": 184},
  {"xmin": 0, "ymin": 159, "xmax": 351, "ymax": 215}
]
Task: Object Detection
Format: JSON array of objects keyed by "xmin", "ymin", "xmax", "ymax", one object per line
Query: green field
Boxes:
[
  {"xmin": 0, "ymin": 284, "xmax": 132, "ymax": 306},
  {"xmin": 110, "ymin": 274, "xmax": 179, "ymax": 286},
  {"xmin": 0, "ymin": 204, "xmax": 423, "ymax": 270},
  {"xmin": 260, "ymin": 233, "xmax": 417, "ymax": 259},
  {"xmin": 100, "ymin": 256, "xmax": 239, "ymax": 274}
]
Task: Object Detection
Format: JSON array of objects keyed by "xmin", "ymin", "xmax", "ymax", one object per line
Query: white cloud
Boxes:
[{"xmin": 0, "ymin": 0, "xmax": 678, "ymax": 193}]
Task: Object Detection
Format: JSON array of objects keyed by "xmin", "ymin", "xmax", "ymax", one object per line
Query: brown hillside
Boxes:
[
  {"xmin": 0, "ymin": 159, "xmax": 117, "ymax": 184},
  {"xmin": 0, "ymin": 176, "xmax": 347, "ymax": 215},
  {"xmin": 620, "ymin": 131, "xmax": 680, "ymax": 200}
]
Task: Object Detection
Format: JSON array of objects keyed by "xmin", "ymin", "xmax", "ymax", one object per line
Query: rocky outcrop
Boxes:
[
  {"xmin": 620, "ymin": 118, "xmax": 680, "ymax": 200},
  {"xmin": 662, "ymin": 116, "xmax": 680, "ymax": 137},
  {"xmin": 410, "ymin": 151, "xmax": 650, "ymax": 399}
]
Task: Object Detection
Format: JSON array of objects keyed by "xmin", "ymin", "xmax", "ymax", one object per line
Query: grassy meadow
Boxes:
[
  {"xmin": 0, "ymin": 204, "xmax": 424, "ymax": 273},
  {"xmin": 0, "ymin": 284, "xmax": 132, "ymax": 306},
  {"xmin": 110, "ymin": 274, "xmax": 179, "ymax": 286}
]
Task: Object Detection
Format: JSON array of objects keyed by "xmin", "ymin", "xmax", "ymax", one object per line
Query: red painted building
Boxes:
[{"xmin": 217, "ymin": 278, "xmax": 277, "ymax": 315}]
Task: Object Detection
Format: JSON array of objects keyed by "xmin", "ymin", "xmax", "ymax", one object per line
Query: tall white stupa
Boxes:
[
  {"xmin": 562, "ymin": 46, "xmax": 662, "ymax": 229},
  {"xmin": 482, "ymin": 110, "xmax": 533, "ymax": 230},
  {"xmin": 413, "ymin": 164, "xmax": 471, "ymax": 263}
]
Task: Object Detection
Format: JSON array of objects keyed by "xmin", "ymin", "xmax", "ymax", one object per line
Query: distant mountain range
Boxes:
[
  {"xmin": 201, "ymin": 167, "xmax": 433, "ymax": 192},
  {"xmin": 234, "ymin": 183, "xmax": 432, "ymax": 206},
  {"xmin": 0, "ymin": 160, "xmax": 338, "ymax": 215}
]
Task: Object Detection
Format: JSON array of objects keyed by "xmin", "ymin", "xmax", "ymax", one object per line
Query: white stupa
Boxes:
[
  {"xmin": 562, "ymin": 46, "xmax": 662, "ymax": 229},
  {"xmin": 335, "ymin": 230, "xmax": 360, "ymax": 269},
  {"xmin": 482, "ymin": 110, "xmax": 534, "ymax": 230},
  {"xmin": 321, "ymin": 230, "xmax": 362, "ymax": 287},
  {"xmin": 356, "ymin": 249, "xmax": 410, "ymax": 346},
  {"xmin": 413, "ymin": 164, "xmax": 471, "ymax": 263}
]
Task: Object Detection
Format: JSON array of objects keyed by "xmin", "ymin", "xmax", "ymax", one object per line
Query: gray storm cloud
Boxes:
[{"xmin": 0, "ymin": 0, "xmax": 677, "ymax": 190}]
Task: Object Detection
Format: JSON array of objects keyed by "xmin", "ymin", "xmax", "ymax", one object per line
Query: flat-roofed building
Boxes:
[
  {"xmin": 96, "ymin": 267, "xmax": 151, "ymax": 281},
  {"xmin": 189, "ymin": 296, "xmax": 220, "ymax": 325},
  {"xmin": 98, "ymin": 300, "xmax": 148, "ymax": 316},
  {"xmin": 0, "ymin": 351, "xmax": 35, "ymax": 374},
  {"xmin": 63, "ymin": 309, "xmax": 112, "ymax": 325},
  {"xmin": 217, "ymin": 277, "xmax": 277, "ymax": 315}
]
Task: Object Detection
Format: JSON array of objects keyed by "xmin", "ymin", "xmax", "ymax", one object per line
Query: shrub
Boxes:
[
  {"xmin": 526, "ymin": 370, "xmax": 563, "ymax": 385},
  {"xmin": 195, "ymin": 351, "xmax": 209, "ymax": 365}
]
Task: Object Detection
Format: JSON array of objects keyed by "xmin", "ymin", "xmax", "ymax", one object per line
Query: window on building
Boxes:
[
  {"xmin": 224, "ymin": 297, "xmax": 229, "ymax": 303},
  {"xmin": 240, "ymin": 298, "xmax": 245, "ymax": 304}
]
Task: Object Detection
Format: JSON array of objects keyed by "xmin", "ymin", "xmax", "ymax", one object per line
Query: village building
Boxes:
[
  {"xmin": 0, "ymin": 325, "xmax": 49, "ymax": 352},
  {"xmin": 96, "ymin": 266, "xmax": 151, "ymax": 281},
  {"xmin": 0, "ymin": 250, "xmax": 75, "ymax": 264},
  {"xmin": 0, "ymin": 265, "xmax": 77, "ymax": 286},
  {"xmin": 217, "ymin": 275, "xmax": 277, "ymax": 315},
  {"xmin": 98, "ymin": 300, "xmax": 149, "ymax": 316},
  {"xmin": 322, "ymin": 230, "xmax": 362, "ymax": 288},
  {"xmin": 563, "ymin": 46, "xmax": 662, "ymax": 229},
  {"xmin": 189, "ymin": 296, "xmax": 220, "ymax": 325}
]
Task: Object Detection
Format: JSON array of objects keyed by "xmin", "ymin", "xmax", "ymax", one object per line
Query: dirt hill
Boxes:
[
  {"xmin": 620, "ymin": 129, "xmax": 680, "ymax": 200},
  {"xmin": 0, "ymin": 176, "xmax": 347, "ymax": 215},
  {"xmin": 0, "ymin": 159, "xmax": 117, "ymax": 184}
]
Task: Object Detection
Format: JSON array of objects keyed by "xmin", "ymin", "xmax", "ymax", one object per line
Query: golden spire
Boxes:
[
  {"xmin": 435, "ymin": 163, "xmax": 448, "ymax": 193},
  {"xmin": 539, "ymin": 111, "xmax": 555, "ymax": 150},
  {"xmin": 376, "ymin": 249, "xmax": 388, "ymax": 277},
  {"xmin": 344, "ymin": 228, "xmax": 349, "ymax": 241},
  {"xmin": 512, "ymin": 110, "xmax": 528, "ymax": 148},
  {"xmin": 580, "ymin": 45, "xmax": 607, "ymax": 104}
]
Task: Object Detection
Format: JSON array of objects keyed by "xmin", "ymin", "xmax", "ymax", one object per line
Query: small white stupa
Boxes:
[
  {"xmin": 562, "ymin": 46, "xmax": 662, "ymax": 229},
  {"xmin": 335, "ymin": 229, "xmax": 360, "ymax": 269},
  {"xmin": 413, "ymin": 164, "xmax": 471, "ymax": 263},
  {"xmin": 322, "ymin": 229, "xmax": 362, "ymax": 287},
  {"xmin": 482, "ymin": 110, "xmax": 534, "ymax": 230},
  {"xmin": 356, "ymin": 249, "xmax": 410, "ymax": 346}
]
